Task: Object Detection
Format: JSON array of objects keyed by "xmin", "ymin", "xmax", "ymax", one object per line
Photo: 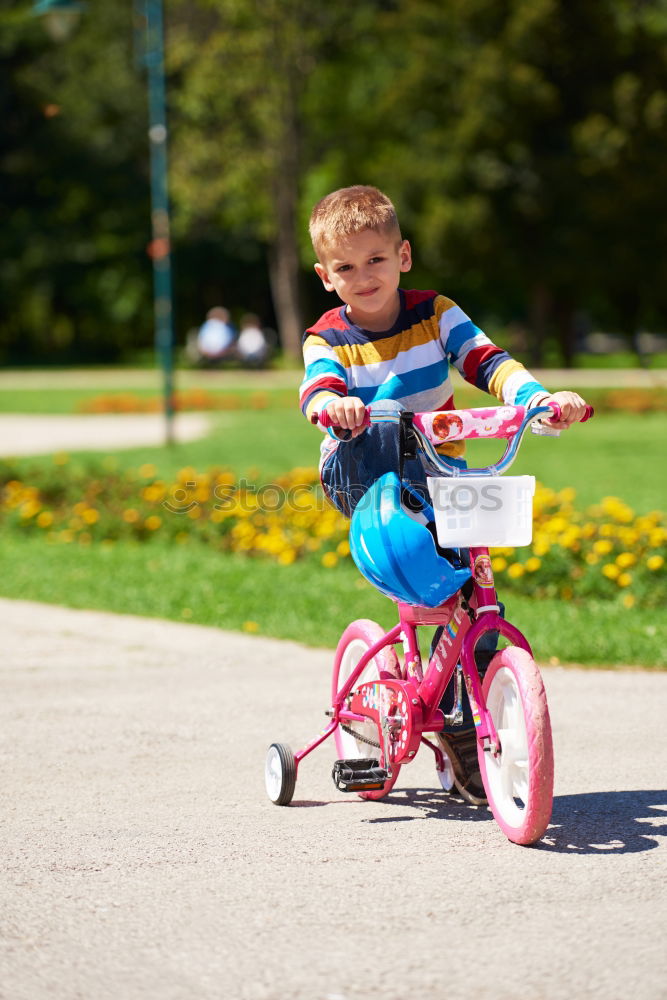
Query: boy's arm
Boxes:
[
  {"xmin": 299, "ymin": 332, "xmax": 365, "ymax": 437},
  {"xmin": 438, "ymin": 299, "xmax": 587, "ymax": 428}
]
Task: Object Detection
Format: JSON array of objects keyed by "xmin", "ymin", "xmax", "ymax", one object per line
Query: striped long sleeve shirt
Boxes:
[{"xmin": 300, "ymin": 289, "xmax": 548, "ymax": 463}]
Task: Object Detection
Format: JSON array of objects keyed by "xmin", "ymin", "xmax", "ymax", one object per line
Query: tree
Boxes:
[
  {"xmin": 168, "ymin": 0, "xmax": 316, "ymax": 357},
  {"xmin": 304, "ymin": 0, "xmax": 667, "ymax": 365},
  {"xmin": 0, "ymin": 0, "xmax": 154, "ymax": 363}
]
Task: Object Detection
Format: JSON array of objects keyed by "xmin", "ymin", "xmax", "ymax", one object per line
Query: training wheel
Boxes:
[
  {"xmin": 265, "ymin": 743, "xmax": 297, "ymax": 806},
  {"xmin": 435, "ymin": 752, "xmax": 456, "ymax": 792}
]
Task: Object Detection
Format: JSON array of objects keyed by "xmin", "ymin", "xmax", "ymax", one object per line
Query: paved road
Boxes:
[
  {"xmin": 0, "ymin": 413, "xmax": 211, "ymax": 457},
  {"xmin": 1, "ymin": 599, "xmax": 665, "ymax": 1000}
]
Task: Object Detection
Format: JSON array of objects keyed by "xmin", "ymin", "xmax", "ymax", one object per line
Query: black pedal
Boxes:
[{"xmin": 332, "ymin": 758, "xmax": 388, "ymax": 793}]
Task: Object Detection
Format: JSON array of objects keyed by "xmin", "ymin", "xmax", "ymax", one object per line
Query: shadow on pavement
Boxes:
[
  {"xmin": 311, "ymin": 786, "xmax": 667, "ymax": 854},
  {"xmin": 536, "ymin": 788, "xmax": 667, "ymax": 855}
]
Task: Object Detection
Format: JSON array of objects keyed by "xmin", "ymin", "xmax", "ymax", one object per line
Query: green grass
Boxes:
[
  {"xmin": 9, "ymin": 405, "xmax": 660, "ymax": 511},
  {"xmin": 1, "ymin": 383, "xmax": 664, "ymax": 667},
  {"xmin": 1, "ymin": 533, "xmax": 663, "ymax": 667}
]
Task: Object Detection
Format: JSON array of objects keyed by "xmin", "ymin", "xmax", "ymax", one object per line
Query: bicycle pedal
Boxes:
[{"xmin": 332, "ymin": 758, "xmax": 388, "ymax": 793}]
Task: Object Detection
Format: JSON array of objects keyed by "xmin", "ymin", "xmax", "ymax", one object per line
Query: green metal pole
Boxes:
[{"xmin": 143, "ymin": 0, "xmax": 174, "ymax": 446}]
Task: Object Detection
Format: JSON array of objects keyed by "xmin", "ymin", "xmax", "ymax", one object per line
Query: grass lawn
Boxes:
[
  {"xmin": 1, "ymin": 534, "xmax": 663, "ymax": 668},
  {"xmin": 10, "ymin": 405, "xmax": 662, "ymax": 511},
  {"xmin": 1, "ymin": 379, "xmax": 664, "ymax": 667}
]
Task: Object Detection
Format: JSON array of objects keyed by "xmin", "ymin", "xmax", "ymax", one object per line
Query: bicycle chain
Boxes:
[{"xmin": 340, "ymin": 722, "xmax": 381, "ymax": 750}]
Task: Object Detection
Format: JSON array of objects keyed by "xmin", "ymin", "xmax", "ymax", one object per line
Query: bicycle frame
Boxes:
[
  {"xmin": 293, "ymin": 544, "xmax": 532, "ymax": 775},
  {"xmin": 291, "ymin": 403, "xmax": 566, "ymax": 776},
  {"xmin": 269, "ymin": 401, "xmax": 591, "ymax": 840}
]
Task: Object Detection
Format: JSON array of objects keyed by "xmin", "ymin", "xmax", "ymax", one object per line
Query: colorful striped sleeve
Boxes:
[
  {"xmin": 299, "ymin": 333, "xmax": 349, "ymax": 421},
  {"xmin": 436, "ymin": 297, "xmax": 548, "ymax": 407}
]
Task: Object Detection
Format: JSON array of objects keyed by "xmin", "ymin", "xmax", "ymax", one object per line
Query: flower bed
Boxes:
[{"xmin": 1, "ymin": 458, "xmax": 664, "ymax": 609}]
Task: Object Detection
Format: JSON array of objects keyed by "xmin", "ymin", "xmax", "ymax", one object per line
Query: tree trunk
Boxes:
[
  {"xmin": 555, "ymin": 301, "xmax": 576, "ymax": 368},
  {"xmin": 268, "ymin": 219, "xmax": 302, "ymax": 361},
  {"xmin": 266, "ymin": 2, "xmax": 304, "ymax": 362},
  {"xmin": 528, "ymin": 282, "xmax": 550, "ymax": 368}
]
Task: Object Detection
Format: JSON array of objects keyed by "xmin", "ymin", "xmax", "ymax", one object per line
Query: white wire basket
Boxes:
[{"xmin": 427, "ymin": 475, "xmax": 536, "ymax": 547}]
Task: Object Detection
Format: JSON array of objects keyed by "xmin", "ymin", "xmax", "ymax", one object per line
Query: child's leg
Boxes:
[
  {"xmin": 321, "ymin": 400, "xmax": 429, "ymax": 516},
  {"xmin": 431, "ymin": 603, "xmax": 505, "ymax": 804}
]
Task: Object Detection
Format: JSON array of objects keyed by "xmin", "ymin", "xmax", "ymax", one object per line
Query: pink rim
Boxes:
[
  {"xmin": 478, "ymin": 647, "xmax": 554, "ymax": 845},
  {"xmin": 332, "ymin": 619, "xmax": 402, "ymax": 800}
]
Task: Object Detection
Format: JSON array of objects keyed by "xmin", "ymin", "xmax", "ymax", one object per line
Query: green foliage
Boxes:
[
  {"xmin": 0, "ymin": 1, "xmax": 153, "ymax": 363},
  {"xmin": 3, "ymin": 0, "xmax": 667, "ymax": 363}
]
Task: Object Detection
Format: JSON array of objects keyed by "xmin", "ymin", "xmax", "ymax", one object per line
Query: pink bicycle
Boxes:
[{"xmin": 265, "ymin": 401, "xmax": 592, "ymax": 845}]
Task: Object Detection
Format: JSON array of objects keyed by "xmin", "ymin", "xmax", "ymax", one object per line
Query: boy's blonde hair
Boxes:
[{"xmin": 309, "ymin": 185, "xmax": 401, "ymax": 261}]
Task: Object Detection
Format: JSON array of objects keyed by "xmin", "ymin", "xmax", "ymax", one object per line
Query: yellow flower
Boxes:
[
  {"xmin": 617, "ymin": 572, "xmax": 632, "ymax": 588},
  {"xmin": 243, "ymin": 620, "xmax": 259, "ymax": 632},
  {"xmin": 593, "ymin": 539, "xmax": 613, "ymax": 555},
  {"xmin": 524, "ymin": 557, "xmax": 541, "ymax": 572},
  {"xmin": 615, "ymin": 552, "xmax": 636, "ymax": 569},
  {"xmin": 622, "ymin": 594, "xmax": 635, "ymax": 609},
  {"xmin": 322, "ymin": 552, "xmax": 338, "ymax": 568},
  {"xmin": 139, "ymin": 463, "xmax": 157, "ymax": 478},
  {"xmin": 507, "ymin": 562, "xmax": 525, "ymax": 579},
  {"xmin": 82, "ymin": 508, "xmax": 99, "ymax": 525},
  {"xmin": 532, "ymin": 538, "xmax": 550, "ymax": 557},
  {"xmin": 123, "ymin": 508, "xmax": 140, "ymax": 523},
  {"xmin": 36, "ymin": 511, "xmax": 53, "ymax": 528},
  {"xmin": 142, "ymin": 484, "xmax": 166, "ymax": 503},
  {"xmin": 20, "ymin": 500, "xmax": 41, "ymax": 519},
  {"xmin": 336, "ymin": 539, "xmax": 350, "ymax": 557},
  {"xmin": 491, "ymin": 556, "xmax": 507, "ymax": 573},
  {"xmin": 646, "ymin": 555, "xmax": 664, "ymax": 571},
  {"xmin": 278, "ymin": 549, "xmax": 296, "ymax": 565},
  {"xmin": 602, "ymin": 563, "xmax": 620, "ymax": 580},
  {"xmin": 145, "ymin": 515, "xmax": 162, "ymax": 531}
]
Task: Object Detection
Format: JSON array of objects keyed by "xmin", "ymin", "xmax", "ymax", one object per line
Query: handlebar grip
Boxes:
[
  {"xmin": 548, "ymin": 403, "xmax": 595, "ymax": 423},
  {"xmin": 311, "ymin": 410, "xmax": 372, "ymax": 430}
]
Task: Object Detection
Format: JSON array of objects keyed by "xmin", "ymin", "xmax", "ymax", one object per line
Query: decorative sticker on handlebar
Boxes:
[{"xmin": 414, "ymin": 405, "xmax": 525, "ymax": 443}]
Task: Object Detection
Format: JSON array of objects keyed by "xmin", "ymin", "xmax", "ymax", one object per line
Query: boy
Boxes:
[{"xmin": 299, "ymin": 185, "xmax": 587, "ymax": 800}]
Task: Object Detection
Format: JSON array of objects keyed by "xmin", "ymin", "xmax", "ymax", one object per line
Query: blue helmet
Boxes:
[{"xmin": 349, "ymin": 473, "xmax": 471, "ymax": 607}]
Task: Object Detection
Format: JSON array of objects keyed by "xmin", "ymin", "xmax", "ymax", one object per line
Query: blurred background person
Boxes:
[
  {"xmin": 195, "ymin": 306, "xmax": 236, "ymax": 365},
  {"xmin": 236, "ymin": 313, "xmax": 270, "ymax": 367}
]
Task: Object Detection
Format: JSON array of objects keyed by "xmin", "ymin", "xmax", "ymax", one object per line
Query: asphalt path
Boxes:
[
  {"xmin": 0, "ymin": 413, "xmax": 210, "ymax": 457},
  {"xmin": 1, "ymin": 598, "xmax": 665, "ymax": 1000}
]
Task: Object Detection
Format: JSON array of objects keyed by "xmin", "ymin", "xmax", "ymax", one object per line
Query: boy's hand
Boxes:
[
  {"xmin": 540, "ymin": 391, "xmax": 589, "ymax": 430},
  {"xmin": 325, "ymin": 396, "xmax": 368, "ymax": 438}
]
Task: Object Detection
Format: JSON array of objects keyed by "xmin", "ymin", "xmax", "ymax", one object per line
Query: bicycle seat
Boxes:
[{"xmin": 349, "ymin": 473, "xmax": 471, "ymax": 607}]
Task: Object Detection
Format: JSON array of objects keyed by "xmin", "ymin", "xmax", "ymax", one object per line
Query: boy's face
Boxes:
[{"xmin": 314, "ymin": 228, "xmax": 412, "ymax": 331}]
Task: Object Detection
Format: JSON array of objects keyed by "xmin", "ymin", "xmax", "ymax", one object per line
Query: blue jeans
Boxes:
[{"xmin": 320, "ymin": 399, "xmax": 465, "ymax": 518}]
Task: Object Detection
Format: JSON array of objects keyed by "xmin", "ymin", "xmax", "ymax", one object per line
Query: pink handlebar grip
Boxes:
[
  {"xmin": 547, "ymin": 403, "xmax": 595, "ymax": 423},
  {"xmin": 311, "ymin": 410, "xmax": 371, "ymax": 430}
]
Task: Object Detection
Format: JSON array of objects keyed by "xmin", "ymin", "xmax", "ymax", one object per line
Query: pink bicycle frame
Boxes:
[
  {"xmin": 294, "ymin": 400, "xmax": 594, "ymax": 774},
  {"xmin": 292, "ymin": 545, "xmax": 532, "ymax": 773}
]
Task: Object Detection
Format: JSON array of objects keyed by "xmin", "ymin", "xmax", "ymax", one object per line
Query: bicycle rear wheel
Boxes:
[
  {"xmin": 478, "ymin": 647, "xmax": 554, "ymax": 845},
  {"xmin": 332, "ymin": 619, "xmax": 402, "ymax": 800}
]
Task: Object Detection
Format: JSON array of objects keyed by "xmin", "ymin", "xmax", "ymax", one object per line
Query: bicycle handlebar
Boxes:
[
  {"xmin": 312, "ymin": 402, "xmax": 593, "ymax": 439},
  {"xmin": 311, "ymin": 402, "xmax": 594, "ymax": 478}
]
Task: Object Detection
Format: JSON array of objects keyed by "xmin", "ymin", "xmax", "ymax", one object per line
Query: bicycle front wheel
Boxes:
[
  {"xmin": 332, "ymin": 619, "xmax": 401, "ymax": 800},
  {"xmin": 478, "ymin": 647, "xmax": 554, "ymax": 845}
]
